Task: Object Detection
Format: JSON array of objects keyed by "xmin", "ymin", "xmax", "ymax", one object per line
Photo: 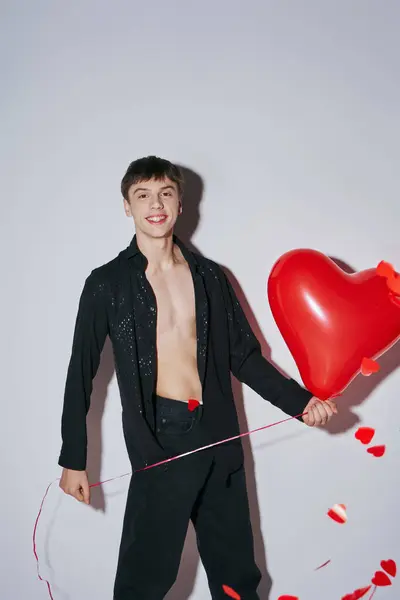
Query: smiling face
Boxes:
[{"xmin": 124, "ymin": 177, "xmax": 182, "ymax": 239}]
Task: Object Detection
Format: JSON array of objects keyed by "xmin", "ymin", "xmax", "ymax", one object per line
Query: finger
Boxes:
[
  {"xmin": 72, "ymin": 487, "xmax": 84, "ymax": 502},
  {"xmin": 318, "ymin": 402, "xmax": 333, "ymax": 425},
  {"xmin": 324, "ymin": 402, "xmax": 334, "ymax": 418},
  {"xmin": 82, "ymin": 481, "xmax": 90, "ymax": 505},
  {"xmin": 304, "ymin": 408, "xmax": 315, "ymax": 426},
  {"xmin": 326, "ymin": 400, "xmax": 338, "ymax": 414},
  {"xmin": 313, "ymin": 402, "xmax": 327, "ymax": 425}
]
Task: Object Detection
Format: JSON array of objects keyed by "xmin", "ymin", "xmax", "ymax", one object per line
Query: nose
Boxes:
[{"xmin": 151, "ymin": 194, "xmax": 164, "ymax": 209}]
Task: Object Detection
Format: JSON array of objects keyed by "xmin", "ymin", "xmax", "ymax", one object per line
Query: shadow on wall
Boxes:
[{"xmin": 81, "ymin": 166, "xmax": 398, "ymax": 599}]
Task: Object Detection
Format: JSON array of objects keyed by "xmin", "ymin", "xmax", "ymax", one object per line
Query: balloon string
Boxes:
[
  {"xmin": 134, "ymin": 410, "xmax": 307, "ymax": 473},
  {"xmin": 368, "ymin": 586, "xmax": 377, "ymax": 600},
  {"xmin": 33, "ymin": 410, "xmax": 307, "ymax": 598}
]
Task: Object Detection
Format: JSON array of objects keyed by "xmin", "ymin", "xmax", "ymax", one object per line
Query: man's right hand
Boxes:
[{"xmin": 59, "ymin": 468, "xmax": 90, "ymax": 505}]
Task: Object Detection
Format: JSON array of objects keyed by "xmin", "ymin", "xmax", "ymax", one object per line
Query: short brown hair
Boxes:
[{"xmin": 121, "ymin": 155, "xmax": 184, "ymax": 200}]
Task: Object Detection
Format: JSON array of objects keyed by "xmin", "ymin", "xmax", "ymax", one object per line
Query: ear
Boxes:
[
  {"xmin": 178, "ymin": 201, "xmax": 182, "ymax": 215},
  {"xmin": 123, "ymin": 198, "xmax": 132, "ymax": 217}
]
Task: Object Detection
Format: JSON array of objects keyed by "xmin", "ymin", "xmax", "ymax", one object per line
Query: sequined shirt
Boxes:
[{"xmin": 58, "ymin": 235, "xmax": 312, "ymax": 471}]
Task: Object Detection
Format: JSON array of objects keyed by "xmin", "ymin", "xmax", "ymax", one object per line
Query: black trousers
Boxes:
[{"xmin": 113, "ymin": 396, "xmax": 261, "ymax": 599}]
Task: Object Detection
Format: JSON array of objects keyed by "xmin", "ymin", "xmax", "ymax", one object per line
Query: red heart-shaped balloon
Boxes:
[
  {"xmin": 267, "ymin": 250, "xmax": 400, "ymax": 399},
  {"xmin": 371, "ymin": 571, "xmax": 392, "ymax": 586},
  {"xmin": 381, "ymin": 559, "xmax": 397, "ymax": 577}
]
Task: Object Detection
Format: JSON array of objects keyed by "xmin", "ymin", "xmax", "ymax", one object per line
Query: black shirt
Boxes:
[{"xmin": 58, "ymin": 235, "xmax": 312, "ymax": 471}]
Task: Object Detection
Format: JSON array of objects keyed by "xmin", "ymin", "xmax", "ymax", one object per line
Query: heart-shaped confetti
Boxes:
[
  {"xmin": 222, "ymin": 584, "xmax": 241, "ymax": 599},
  {"xmin": 367, "ymin": 445, "xmax": 386, "ymax": 458},
  {"xmin": 353, "ymin": 586, "xmax": 372, "ymax": 599},
  {"xmin": 342, "ymin": 586, "xmax": 372, "ymax": 600},
  {"xmin": 315, "ymin": 559, "xmax": 331, "ymax": 570},
  {"xmin": 354, "ymin": 427, "xmax": 375, "ymax": 445},
  {"xmin": 387, "ymin": 274, "xmax": 400, "ymax": 296},
  {"xmin": 327, "ymin": 503, "xmax": 347, "ymax": 524},
  {"xmin": 371, "ymin": 571, "xmax": 392, "ymax": 586},
  {"xmin": 389, "ymin": 292, "xmax": 400, "ymax": 308},
  {"xmin": 188, "ymin": 398, "xmax": 200, "ymax": 412},
  {"xmin": 376, "ymin": 260, "xmax": 395, "ymax": 279},
  {"xmin": 360, "ymin": 357, "xmax": 380, "ymax": 376},
  {"xmin": 380, "ymin": 559, "xmax": 397, "ymax": 578}
]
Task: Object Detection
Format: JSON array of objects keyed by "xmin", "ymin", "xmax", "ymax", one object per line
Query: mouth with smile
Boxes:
[{"xmin": 146, "ymin": 214, "xmax": 168, "ymax": 225}]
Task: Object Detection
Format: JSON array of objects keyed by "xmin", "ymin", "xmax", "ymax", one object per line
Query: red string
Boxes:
[
  {"xmin": 33, "ymin": 411, "xmax": 306, "ymax": 598},
  {"xmin": 368, "ymin": 586, "xmax": 377, "ymax": 600},
  {"xmin": 33, "ymin": 480, "xmax": 58, "ymax": 600}
]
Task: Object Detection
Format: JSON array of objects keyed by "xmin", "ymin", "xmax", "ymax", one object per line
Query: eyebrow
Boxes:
[{"xmin": 133, "ymin": 185, "xmax": 175, "ymax": 194}]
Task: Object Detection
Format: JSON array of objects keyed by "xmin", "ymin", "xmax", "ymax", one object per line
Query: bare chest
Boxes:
[{"xmin": 146, "ymin": 264, "xmax": 196, "ymax": 337}]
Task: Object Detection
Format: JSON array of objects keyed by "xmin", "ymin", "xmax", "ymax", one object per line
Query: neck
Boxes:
[{"xmin": 135, "ymin": 230, "xmax": 180, "ymax": 273}]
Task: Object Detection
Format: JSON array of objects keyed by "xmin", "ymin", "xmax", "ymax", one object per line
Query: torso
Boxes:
[{"xmin": 146, "ymin": 246, "xmax": 202, "ymax": 404}]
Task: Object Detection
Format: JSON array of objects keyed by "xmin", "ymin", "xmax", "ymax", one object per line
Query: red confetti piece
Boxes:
[
  {"xmin": 342, "ymin": 586, "xmax": 372, "ymax": 600},
  {"xmin": 222, "ymin": 584, "xmax": 241, "ymax": 599},
  {"xmin": 389, "ymin": 292, "xmax": 400, "ymax": 308},
  {"xmin": 360, "ymin": 357, "xmax": 380, "ymax": 376},
  {"xmin": 376, "ymin": 260, "xmax": 395, "ymax": 278},
  {"xmin": 367, "ymin": 445, "xmax": 386, "ymax": 457},
  {"xmin": 353, "ymin": 586, "xmax": 372, "ymax": 599},
  {"xmin": 380, "ymin": 559, "xmax": 397, "ymax": 577},
  {"xmin": 188, "ymin": 398, "xmax": 200, "ymax": 411},
  {"xmin": 387, "ymin": 273, "xmax": 400, "ymax": 295},
  {"xmin": 315, "ymin": 559, "xmax": 331, "ymax": 570},
  {"xmin": 327, "ymin": 503, "xmax": 347, "ymax": 524},
  {"xmin": 354, "ymin": 427, "xmax": 375, "ymax": 445},
  {"xmin": 277, "ymin": 596, "xmax": 299, "ymax": 600},
  {"xmin": 371, "ymin": 571, "xmax": 392, "ymax": 586}
]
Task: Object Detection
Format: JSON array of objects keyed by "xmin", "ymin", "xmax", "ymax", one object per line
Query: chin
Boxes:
[{"xmin": 141, "ymin": 223, "xmax": 175, "ymax": 239}]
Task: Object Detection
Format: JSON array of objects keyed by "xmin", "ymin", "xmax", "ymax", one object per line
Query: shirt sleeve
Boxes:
[
  {"xmin": 58, "ymin": 270, "xmax": 109, "ymax": 470},
  {"xmin": 219, "ymin": 268, "xmax": 313, "ymax": 418}
]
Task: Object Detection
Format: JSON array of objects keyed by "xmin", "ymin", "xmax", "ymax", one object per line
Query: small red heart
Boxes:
[
  {"xmin": 367, "ymin": 445, "xmax": 386, "ymax": 457},
  {"xmin": 188, "ymin": 398, "xmax": 200, "ymax": 412},
  {"xmin": 222, "ymin": 584, "xmax": 241, "ymax": 599},
  {"xmin": 381, "ymin": 559, "xmax": 397, "ymax": 578},
  {"xmin": 354, "ymin": 427, "xmax": 375, "ymax": 445},
  {"xmin": 371, "ymin": 571, "xmax": 392, "ymax": 586},
  {"xmin": 360, "ymin": 357, "xmax": 380, "ymax": 376}
]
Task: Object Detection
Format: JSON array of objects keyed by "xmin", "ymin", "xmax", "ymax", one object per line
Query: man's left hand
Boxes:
[{"xmin": 302, "ymin": 397, "xmax": 338, "ymax": 427}]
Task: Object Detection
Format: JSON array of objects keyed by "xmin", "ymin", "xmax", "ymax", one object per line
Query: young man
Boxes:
[{"xmin": 59, "ymin": 156, "xmax": 337, "ymax": 599}]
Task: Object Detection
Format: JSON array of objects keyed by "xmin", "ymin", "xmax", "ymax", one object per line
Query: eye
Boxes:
[
  {"xmin": 138, "ymin": 193, "xmax": 148, "ymax": 199},
  {"xmin": 162, "ymin": 191, "xmax": 172, "ymax": 197}
]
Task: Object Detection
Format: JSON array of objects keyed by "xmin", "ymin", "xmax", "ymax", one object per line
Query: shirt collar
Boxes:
[{"xmin": 124, "ymin": 233, "xmax": 198, "ymax": 272}]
